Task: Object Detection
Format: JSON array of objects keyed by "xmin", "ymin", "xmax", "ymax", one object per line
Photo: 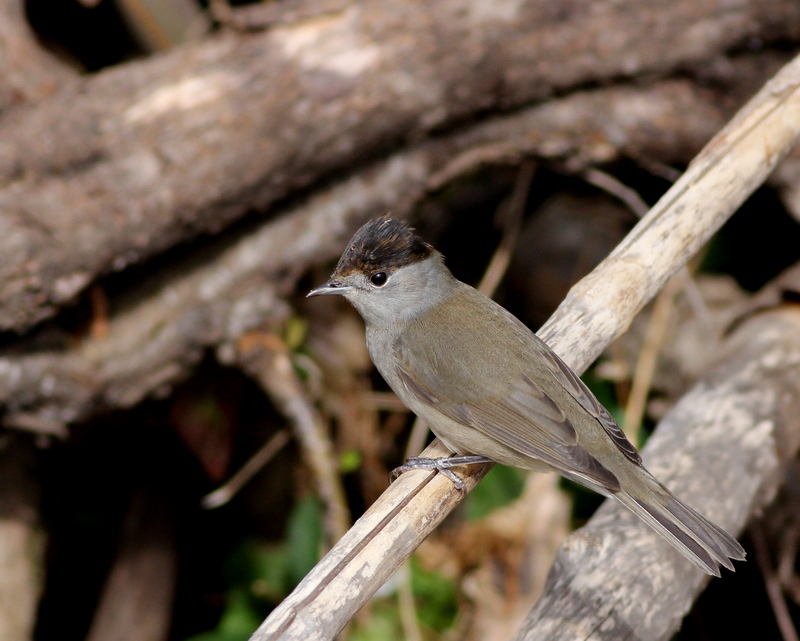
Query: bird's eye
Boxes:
[{"xmin": 370, "ymin": 272, "xmax": 388, "ymax": 287}]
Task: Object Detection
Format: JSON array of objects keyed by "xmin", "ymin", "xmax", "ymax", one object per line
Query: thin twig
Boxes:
[
  {"xmin": 397, "ymin": 562, "xmax": 423, "ymax": 641},
  {"xmin": 201, "ymin": 430, "xmax": 291, "ymax": 509},
  {"xmin": 778, "ymin": 523, "xmax": 800, "ymax": 604},
  {"xmin": 622, "ymin": 272, "xmax": 684, "ymax": 443},
  {"xmin": 680, "ymin": 273, "xmax": 716, "ymax": 340},
  {"xmin": 478, "ymin": 160, "xmax": 537, "ymax": 295},
  {"xmin": 404, "ymin": 417, "xmax": 430, "ymax": 462},
  {"xmin": 752, "ymin": 521, "xmax": 800, "ymax": 641},
  {"xmin": 237, "ymin": 332, "xmax": 351, "ymax": 544},
  {"xmin": 582, "ymin": 168, "xmax": 649, "ymax": 218},
  {"xmin": 89, "ymin": 285, "xmax": 110, "ymax": 340},
  {"xmin": 359, "ymin": 391, "xmax": 409, "ymax": 413},
  {"xmin": 631, "ymin": 155, "xmax": 683, "ymax": 183},
  {"xmin": 582, "ymin": 168, "xmax": 715, "ymax": 438}
]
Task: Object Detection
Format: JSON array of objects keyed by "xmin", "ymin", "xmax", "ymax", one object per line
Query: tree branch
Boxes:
[
  {"xmin": 0, "ymin": 78, "xmax": 728, "ymax": 435},
  {"xmin": 0, "ymin": 0, "xmax": 75, "ymax": 110},
  {"xmin": 0, "ymin": 0, "xmax": 796, "ymax": 331}
]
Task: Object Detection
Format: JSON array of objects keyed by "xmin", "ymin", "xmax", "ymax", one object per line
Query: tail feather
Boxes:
[{"xmin": 615, "ymin": 482, "xmax": 745, "ymax": 577}]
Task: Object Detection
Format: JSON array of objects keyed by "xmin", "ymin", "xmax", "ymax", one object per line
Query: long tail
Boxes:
[{"xmin": 614, "ymin": 475, "xmax": 746, "ymax": 576}]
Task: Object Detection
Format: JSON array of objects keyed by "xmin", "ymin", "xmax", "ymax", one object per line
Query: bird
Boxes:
[{"xmin": 308, "ymin": 216, "xmax": 745, "ymax": 576}]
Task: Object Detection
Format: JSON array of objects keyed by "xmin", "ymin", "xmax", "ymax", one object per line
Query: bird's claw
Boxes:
[{"xmin": 390, "ymin": 455, "xmax": 493, "ymax": 493}]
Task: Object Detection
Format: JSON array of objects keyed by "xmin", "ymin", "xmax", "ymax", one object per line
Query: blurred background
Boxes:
[{"xmin": 3, "ymin": 0, "xmax": 800, "ymax": 639}]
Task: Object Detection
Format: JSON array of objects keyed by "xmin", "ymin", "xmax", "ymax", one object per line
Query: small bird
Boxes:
[{"xmin": 308, "ymin": 216, "xmax": 745, "ymax": 576}]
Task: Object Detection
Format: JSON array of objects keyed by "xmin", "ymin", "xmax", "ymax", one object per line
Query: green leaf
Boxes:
[
  {"xmin": 411, "ymin": 558, "xmax": 458, "ymax": 632},
  {"xmin": 348, "ymin": 600, "xmax": 404, "ymax": 641},
  {"xmin": 223, "ymin": 539, "xmax": 292, "ymax": 603},
  {"xmin": 465, "ymin": 463, "xmax": 525, "ymax": 520},
  {"xmin": 339, "ymin": 449, "xmax": 363, "ymax": 473},
  {"xmin": 286, "ymin": 494, "xmax": 324, "ymax": 586},
  {"xmin": 184, "ymin": 496, "xmax": 326, "ymax": 641},
  {"xmin": 283, "ymin": 316, "xmax": 308, "ymax": 351},
  {"xmin": 184, "ymin": 591, "xmax": 261, "ymax": 641}
]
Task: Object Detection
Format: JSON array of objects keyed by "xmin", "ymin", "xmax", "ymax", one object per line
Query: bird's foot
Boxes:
[{"xmin": 390, "ymin": 455, "xmax": 493, "ymax": 493}]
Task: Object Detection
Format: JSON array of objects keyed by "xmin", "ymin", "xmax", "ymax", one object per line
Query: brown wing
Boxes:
[
  {"xmin": 394, "ymin": 361, "xmax": 621, "ymax": 493},
  {"xmin": 390, "ymin": 285, "xmax": 633, "ymax": 494},
  {"xmin": 535, "ymin": 346, "xmax": 642, "ymax": 465}
]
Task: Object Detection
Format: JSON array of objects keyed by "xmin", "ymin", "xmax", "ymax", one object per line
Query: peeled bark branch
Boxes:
[{"xmin": 539, "ymin": 52, "xmax": 800, "ymax": 371}]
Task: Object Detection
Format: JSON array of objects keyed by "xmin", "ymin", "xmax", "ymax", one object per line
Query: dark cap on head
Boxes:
[{"xmin": 333, "ymin": 217, "xmax": 435, "ymax": 276}]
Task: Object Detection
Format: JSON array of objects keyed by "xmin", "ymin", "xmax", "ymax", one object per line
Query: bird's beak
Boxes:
[{"xmin": 307, "ymin": 279, "xmax": 352, "ymax": 297}]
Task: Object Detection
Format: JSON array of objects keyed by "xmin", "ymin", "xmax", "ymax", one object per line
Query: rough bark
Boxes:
[
  {"xmin": 0, "ymin": 0, "xmax": 798, "ymax": 332},
  {"xmin": 0, "ymin": 78, "xmax": 728, "ymax": 436},
  {"xmin": 515, "ymin": 304, "xmax": 800, "ymax": 640},
  {"xmin": 0, "ymin": 0, "xmax": 75, "ymax": 111}
]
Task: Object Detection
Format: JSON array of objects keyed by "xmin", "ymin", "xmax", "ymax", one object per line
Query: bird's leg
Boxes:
[{"xmin": 390, "ymin": 455, "xmax": 493, "ymax": 492}]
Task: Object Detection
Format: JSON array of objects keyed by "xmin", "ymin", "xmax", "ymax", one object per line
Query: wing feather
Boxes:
[
  {"xmin": 388, "ymin": 284, "xmax": 629, "ymax": 494},
  {"xmin": 536, "ymin": 346, "xmax": 642, "ymax": 465},
  {"xmin": 395, "ymin": 362, "xmax": 621, "ymax": 493}
]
